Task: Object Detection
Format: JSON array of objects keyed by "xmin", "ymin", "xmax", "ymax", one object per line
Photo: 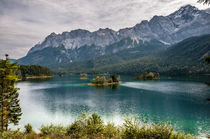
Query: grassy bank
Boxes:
[{"xmin": 1, "ymin": 113, "xmax": 198, "ymax": 139}]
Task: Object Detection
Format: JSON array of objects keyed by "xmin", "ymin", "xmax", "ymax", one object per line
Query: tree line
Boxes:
[{"xmin": 18, "ymin": 65, "xmax": 53, "ymax": 79}]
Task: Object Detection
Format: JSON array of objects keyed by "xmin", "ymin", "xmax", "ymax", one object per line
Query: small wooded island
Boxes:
[
  {"xmin": 80, "ymin": 73, "xmax": 88, "ymax": 79},
  {"xmin": 89, "ymin": 74, "xmax": 120, "ymax": 86},
  {"xmin": 135, "ymin": 72, "xmax": 160, "ymax": 80}
]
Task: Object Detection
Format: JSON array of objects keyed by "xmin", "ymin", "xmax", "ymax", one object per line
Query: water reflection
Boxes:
[
  {"xmin": 14, "ymin": 75, "xmax": 210, "ymax": 135},
  {"xmin": 92, "ymin": 84, "xmax": 119, "ymax": 91}
]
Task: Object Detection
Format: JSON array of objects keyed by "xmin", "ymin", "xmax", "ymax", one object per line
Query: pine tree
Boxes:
[
  {"xmin": 0, "ymin": 54, "xmax": 22, "ymax": 131},
  {"xmin": 204, "ymin": 56, "xmax": 210, "ymax": 64}
]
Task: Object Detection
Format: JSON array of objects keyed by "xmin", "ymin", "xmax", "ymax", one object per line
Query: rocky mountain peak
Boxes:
[
  {"xmin": 69, "ymin": 29, "xmax": 91, "ymax": 37},
  {"xmin": 168, "ymin": 5, "xmax": 200, "ymax": 19},
  {"xmin": 25, "ymin": 4, "xmax": 210, "ymax": 58},
  {"xmin": 94, "ymin": 28, "xmax": 117, "ymax": 35},
  {"xmin": 45, "ymin": 32, "xmax": 57, "ymax": 40}
]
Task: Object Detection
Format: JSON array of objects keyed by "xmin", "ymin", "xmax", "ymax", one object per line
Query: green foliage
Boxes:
[
  {"xmin": 66, "ymin": 113, "xmax": 105, "ymax": 138},
  {"xmin": 110, "ymin": 74, "xmax": 120, "ymax": 82},
  {"xmin": 123, "ymin": 116, "xmax": 140, "ymax": 139},
  {"xmin": 121, "ymin": 116, "xmax": 195, "ymax": 139},
  {"xmin": 92, "ymin": 74, "xmax": 120, "ymax": 86},
  {"xmin": 204, "ymin": 56, "xmax": 210, "ymax": 64},
  {"xmin": 92, "ymin": 76, "xmax": 107, "ymax": 85},
  {"xmin": 103, "ymin": 122, "xmax": 118, "ymax": 138},
  {"xmin": 86, "ymin": 112, "xmax": 104, "ymax": 136},
  {"xmin": 136, "ymin": 72, "xmax": 160, "ymax": 80},
  {"xmin": 0, "ymin": 113, "xmax": 197, "ymax": 139},
  {"xmin": 66, "ymin": 121, "xmax": 85, "ymax": 138},
  {"xmin": 24, "ymin": 123, "xmax": 33, "ymax": 134},
  {"xmin": 0, "ymin": 55, "xmax": 22, "ymax": 131},
  {"xmin": 18, "ymin": 65, "xmax": 53, "ymax": 79},
  {"xmin": 39, "ymin": 124, "xmax": 66, "ymax": 137},
  {"xmin": 1, "ymin": 129, "xmax": 24, "ymax": 139}
]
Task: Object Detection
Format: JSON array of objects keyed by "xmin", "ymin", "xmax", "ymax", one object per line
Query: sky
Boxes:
[{"xmin": 0, "ymin": 0, "xmax": 209, "ymax": 59}]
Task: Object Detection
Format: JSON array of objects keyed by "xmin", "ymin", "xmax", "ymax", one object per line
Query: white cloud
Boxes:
[{"xmin": 0, "ymin": 0, "xmax": 209, "ymax": 59}]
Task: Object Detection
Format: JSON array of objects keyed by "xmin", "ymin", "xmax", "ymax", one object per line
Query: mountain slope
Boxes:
[
  {"xmin": 19, "ymin": 5, "xmax": 210, "ymax": 67},
  {"xmin": 63, "ymin": 34, "xmax": 210, "ymax": 75},
  {"xmin": 163, "ymin": 34, "xmax": 210, "ymax": 65},
  {"xmin": 58, "ymin": 39, "xmax": 166, "ymax": 71},
  {"xmin": 19, "ymin": 38, "xmax": 166, "ymax": 67}
]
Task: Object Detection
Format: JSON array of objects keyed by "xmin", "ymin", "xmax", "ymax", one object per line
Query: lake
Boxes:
[{"xmin": 13, "ymin": 75, "xmax": 210, "ymax": 136}]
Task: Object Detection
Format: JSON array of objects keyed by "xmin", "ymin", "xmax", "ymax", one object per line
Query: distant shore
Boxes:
[
  {"xmin": 19, "ymin": 75, "xmax": 53, "ymax": 80},
  {"xmin": 25, "ymin": 75, "xmax": 53, "ymax": 79}
]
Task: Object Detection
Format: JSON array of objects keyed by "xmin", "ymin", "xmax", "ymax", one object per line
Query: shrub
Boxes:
[
  {"xmin": 92, "ymin": 74, "xmax": 120, "ymax": 85},
  {"xmin": 66, "ymin": 121, "xmax": 85, "ymax": 138},
  {"xmin": 92, "ymin": 76, "xmax": 107, "ymax": 84},
  {"xmin": 104, "ymin": 122, "xmax": 118, "ymax": 138},
  {"xmin": 122, "ymin": 116, "xmax": 140, "ymax": 139},
  {"xmin": 169, "ymin": 132, "xmax": 197, "ymax": 139},
  {"xmin": 148, "ymin": 123, "xmax": 173, "ymax": 139},
  {"xmin": 24, "ymin": 123, "xmax": 33, "ymax": 134},
  {"xmin": 136, "ymin": 72, "xmax": 160, "ymax": 80},
  {"xmin": 110, "ymin": 74, "xmax": 120, "ymax": 82},
  {"xmin": 39, "ymin": 124, "xmax": 66, "ymax": 137},
  {"xmin": 0, "ymin": 113, "xmax": 198, "ymax": 139},
  {"xmin": 86, "ymin": 113, "xmax": 104, "ymax": 136},
  {"xmin": 1, "ymin": 129, "xmax": 24, "ymax": 139}
]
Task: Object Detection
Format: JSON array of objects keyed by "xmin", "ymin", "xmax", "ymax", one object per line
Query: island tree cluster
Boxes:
[{"xmin": 92, "ymin": 74, "xmax": 120, "ymax": 85}]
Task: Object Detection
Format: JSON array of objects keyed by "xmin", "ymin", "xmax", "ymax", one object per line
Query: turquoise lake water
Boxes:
[{"xmin": 14, "ymin": 75, "xmax": 210, "ymax": 136}]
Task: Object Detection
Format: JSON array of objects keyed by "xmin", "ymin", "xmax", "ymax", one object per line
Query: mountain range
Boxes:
[
  {"xmin": 19, "ymin": 5, "xmax": 210, "ymax": 74},
  {"xmin": 53, "ymin": 34, "xmax": 210, "ymax": 75}
]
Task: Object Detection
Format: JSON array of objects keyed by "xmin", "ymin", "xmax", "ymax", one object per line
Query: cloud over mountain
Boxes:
[{"xmin": 0, "ymin": 0, "xmax": 209, "ymax": 59}]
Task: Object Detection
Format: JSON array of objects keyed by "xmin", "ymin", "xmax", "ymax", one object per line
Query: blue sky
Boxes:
[{"xmin": 0, "ymin": 0, "xmax": 209, "ymax": 59}]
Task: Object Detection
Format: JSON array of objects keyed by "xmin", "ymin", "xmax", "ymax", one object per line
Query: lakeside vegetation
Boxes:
[
  {"xmin": 135, "ymin": 72, "xmax": 160, "ymax": 80},
  {"xmin": 1, "ymin": 113, "xmax": 197, "ymax": 139},
  {"xmin": 204, "ymin": 56, "xmax": 210, "ymax": 64},
  {"xmin": 18, "ymin": 65, "xmax": 53, "ymax": 80},
  {"xmin": 90, "ymin": 74, "xmax": 120, "ymax": 86},
  {"xmin": 0, "ymin": 53, "xmax": 209, "ymax": 138},
  {"xmin": 0, "ymin": 59, "xmax": 53, "ymax": 80},
  {"xmin": 0, "ymin": 55, "xmax": 22, "ymax": 131},
  {"xmin": 80, "ymin": 73, "xmax": 88, "ymax": 79}
]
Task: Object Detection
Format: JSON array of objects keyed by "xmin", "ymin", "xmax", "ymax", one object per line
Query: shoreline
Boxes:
[
  {"xmin": 19, "ymin": 76, "xmax": 53, "ymax": 80},
  {"xmin": 88, "ymin": 82, "xmax": 120, "ymax": 86},
  {"xmin": 25, "ymin": 76, "xmax": 53, "ymax": 79}
]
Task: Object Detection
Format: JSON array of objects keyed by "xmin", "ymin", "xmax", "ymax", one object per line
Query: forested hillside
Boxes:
[{"xmin": 60, "ymin": 34, "xmax": 210, "ymax": 75}]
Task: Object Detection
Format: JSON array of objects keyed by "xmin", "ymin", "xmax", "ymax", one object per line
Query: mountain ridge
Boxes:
[
  {"xmin": 26, "ymin": 4, "xmax": 210, "ymax": 54},
  {"xmin": 67, "ymin": 34, "xmax": 210, "ymax": 75},
  {"xmin": 19, "ymin": 4, "xmax": 210, "ymax": 72}
]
